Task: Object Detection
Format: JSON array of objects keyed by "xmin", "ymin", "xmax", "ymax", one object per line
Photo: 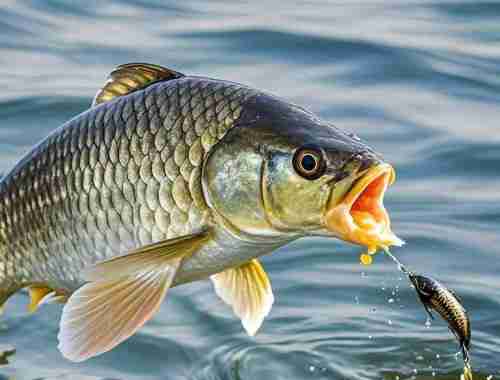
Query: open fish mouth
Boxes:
[{"xmin": 324, "ymin": 163, "xmax": 404, "ymax": 253}]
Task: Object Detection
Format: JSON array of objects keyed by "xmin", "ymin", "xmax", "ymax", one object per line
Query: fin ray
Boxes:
[
  {"xmin": 60, "ymin": 277, "xmax": 146, "ymax": 329},
  {"xmin": 211, "ymin": 259, "xmax": 274, "ymax": 336},
  {"xmin": 58, "ymin": 260, "xmax": 180, "ymax": 362},
  {"xmin": 83, "ymin": 231, "xmax": 209, "ymax": 282},
  {"xmin": 92, "ymin": 63, "xmax": 184, "ymax": 107},
  {"xmin": 58, "ymin": 231, "xmax": 210, "ymax": 362},
  {"xmin": 69, "ymin": 274, "xmax": 162, "ymax": 356}
]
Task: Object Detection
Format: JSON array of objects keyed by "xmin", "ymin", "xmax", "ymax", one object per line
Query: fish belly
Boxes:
[{"xmin": 173, "ymin": 228, "xmax": 290, "ymax": 286}]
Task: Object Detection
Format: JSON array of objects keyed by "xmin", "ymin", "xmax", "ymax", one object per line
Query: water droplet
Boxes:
[
  {"xmin": 387, "ymin": 319, "xmax": 393, "ymax": 325},
  {"xmin": 388, "ymin": 298, "xmax": 395, "ymax": 304},
  {"xmin": 309, "ymin": 365, "xmax": 316, "ymax": 373},
  {"xmin": 368, "ymin": 335, "xmax": 373, "ymax": 339},
  {"xmin": 381, "ymin": 287, "xmax": 386, "ymax": 291},
  {"xmin": 416, "ymin": 355, "xmax": 424, "ymax": 361},
  {"xmin": 395, "ymin": 376, "xmax": 400, "ymax": 380},
  {"xmin": 425, "ymin": 318, "xmax": 432, "ymax": 328},
  {"xmin": 436, "ymin": 354, "xmax": 440, "ymax": 359},
  {"xmin": 486, "ymin": 375, "xmax": 493, "ymax": 380},
  {"xmin": 432, "ymin": 371, "xmax": 436, "ymax": 377},
  {"xmin": 413, "ymin": 368, "xmax": 418, "ymax": 374},
  {"xmin": 361, "ymin": 271, "xmax": 367, "ymax": 278},
  {"xmin": 354, "ymin": 296, "xmax": 359, "ymax": 304}
]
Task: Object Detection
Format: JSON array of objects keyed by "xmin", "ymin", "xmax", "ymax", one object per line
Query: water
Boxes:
[{"xmin": 0, "ymin": 0, "xmax": 499, "ymax": 379}]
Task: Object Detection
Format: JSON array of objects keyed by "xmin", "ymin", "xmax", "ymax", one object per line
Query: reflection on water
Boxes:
[{"xmin": 1, "ymin": 0, "xmax": 500, "ymax": 379}]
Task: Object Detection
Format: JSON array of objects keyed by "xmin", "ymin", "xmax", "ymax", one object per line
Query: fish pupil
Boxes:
[
  {"xmin": 293, "ymin": 147, "xmax": 325, "ymax": 179},
  {"xmin": 301, "ymin": 154, "xmax": 317, "ymax": 171}
]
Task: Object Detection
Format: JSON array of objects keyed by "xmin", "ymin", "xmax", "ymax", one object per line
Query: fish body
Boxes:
[
  {"xmin": 0, "ymin": 63, "xmax": 402, "ymax": 361},
  {"xmin": 409, "ymin": 272, "xmax": 472, "ymax": 380}
]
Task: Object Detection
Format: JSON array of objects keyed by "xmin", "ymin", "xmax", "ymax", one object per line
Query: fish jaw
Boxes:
[{"xmin": 324, "ymin": 163, "xmax": 404, "ymax": 253}]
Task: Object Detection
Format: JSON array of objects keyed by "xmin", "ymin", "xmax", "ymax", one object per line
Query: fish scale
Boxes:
[
  {"xmin": 0, "ymin": 77, "xmax": 258, "ymax": 292},
  {"xmin": 431, "ymin": 287, "xmax": 470, "ymax": 340}
]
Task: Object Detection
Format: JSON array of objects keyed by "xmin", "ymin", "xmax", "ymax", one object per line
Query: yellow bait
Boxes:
[{"xmin": 360, "ymin": 254, "xmax": 373, "ymax": 265}]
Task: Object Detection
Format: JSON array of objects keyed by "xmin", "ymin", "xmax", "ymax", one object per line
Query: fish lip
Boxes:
[{"xmin": 323, "ymin": 163, "xmax": 404, "ymax": 251}]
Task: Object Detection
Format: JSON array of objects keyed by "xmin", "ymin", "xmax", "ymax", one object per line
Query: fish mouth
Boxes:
[{"xmin": 324, "ymin": 163, "xmax": 404, "ymax": 253}]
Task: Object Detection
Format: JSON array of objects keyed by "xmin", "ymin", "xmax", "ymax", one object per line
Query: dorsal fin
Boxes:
[{"xmin": 92, "ymin": 63, "xmax": 185, "ymax": 107}]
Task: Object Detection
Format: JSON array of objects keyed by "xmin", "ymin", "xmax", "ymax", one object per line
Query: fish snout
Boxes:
[{"xmin": 323, "ymin": 157, "xmax": 402, "ymax": 252}]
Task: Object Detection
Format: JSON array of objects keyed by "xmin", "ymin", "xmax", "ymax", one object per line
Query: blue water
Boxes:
[{"xmin": 1, "ymin": 1, "xmax": 499, "ymax": 379}]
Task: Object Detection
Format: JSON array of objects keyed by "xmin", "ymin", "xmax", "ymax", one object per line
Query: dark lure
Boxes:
[
  {"xmin": 382, "ymin": 248, "xmax": 473, "ymax": 379},
  {"xmin": 409, "ymin": 273, "xmax": 472, "ymax": 379}
]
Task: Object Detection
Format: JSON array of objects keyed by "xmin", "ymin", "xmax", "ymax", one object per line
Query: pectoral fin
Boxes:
[
  {"xmin": 211, "ymin": 259, "xmax": 274, "ymax": 336},
  {"xmin": 28, "ymin": 286, "xmax": 53, "ymax": 313},
  {"xmin": 82, "ymin": 232, "xmax": 210, "ymax": 282},
  {"xmin": 58, "ymin": 231, "xmax": 210, "ymax": 362}
]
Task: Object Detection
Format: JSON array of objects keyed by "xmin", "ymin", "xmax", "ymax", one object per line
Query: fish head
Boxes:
[
  {"xmin": 203, "ymin": 93, "xmax": 403, "ymax": 250},
  {"xmin": 408, "ymin": 273, "xmax": 436, "ymax": 298}
]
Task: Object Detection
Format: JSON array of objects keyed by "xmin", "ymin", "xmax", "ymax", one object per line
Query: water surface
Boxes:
[{"xmin": 0, "ymin": 1, "xmax": 499, "ymax": 379}]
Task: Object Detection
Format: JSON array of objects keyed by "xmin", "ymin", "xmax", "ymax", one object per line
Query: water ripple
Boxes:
[{"xmin": 0, "ymin": 1, "xmax": 499, "ymax": 379}]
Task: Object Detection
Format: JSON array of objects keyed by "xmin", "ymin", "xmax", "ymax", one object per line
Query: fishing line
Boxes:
[{"xmin": 382, "ymin": 246, "xmax": 410, "ymax": 275}]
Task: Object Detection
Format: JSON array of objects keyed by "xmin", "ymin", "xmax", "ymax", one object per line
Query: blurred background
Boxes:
[{"xmin": 1, "ymin": 0, "xmax": 500, "ymax": 379}]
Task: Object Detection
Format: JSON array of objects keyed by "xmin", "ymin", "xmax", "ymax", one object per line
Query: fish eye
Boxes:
[{"xmin": 293, "ymin": 147, "xmax": 325, "ymax": 180}]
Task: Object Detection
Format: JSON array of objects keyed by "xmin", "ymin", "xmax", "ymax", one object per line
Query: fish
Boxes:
[
  {"xmin": 0, "ymin": 62, "xmax": 403, "ymax": 361},
  {"xmin": 409, "ymin": 273, "xmax": 472, "ymax": 380}
]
